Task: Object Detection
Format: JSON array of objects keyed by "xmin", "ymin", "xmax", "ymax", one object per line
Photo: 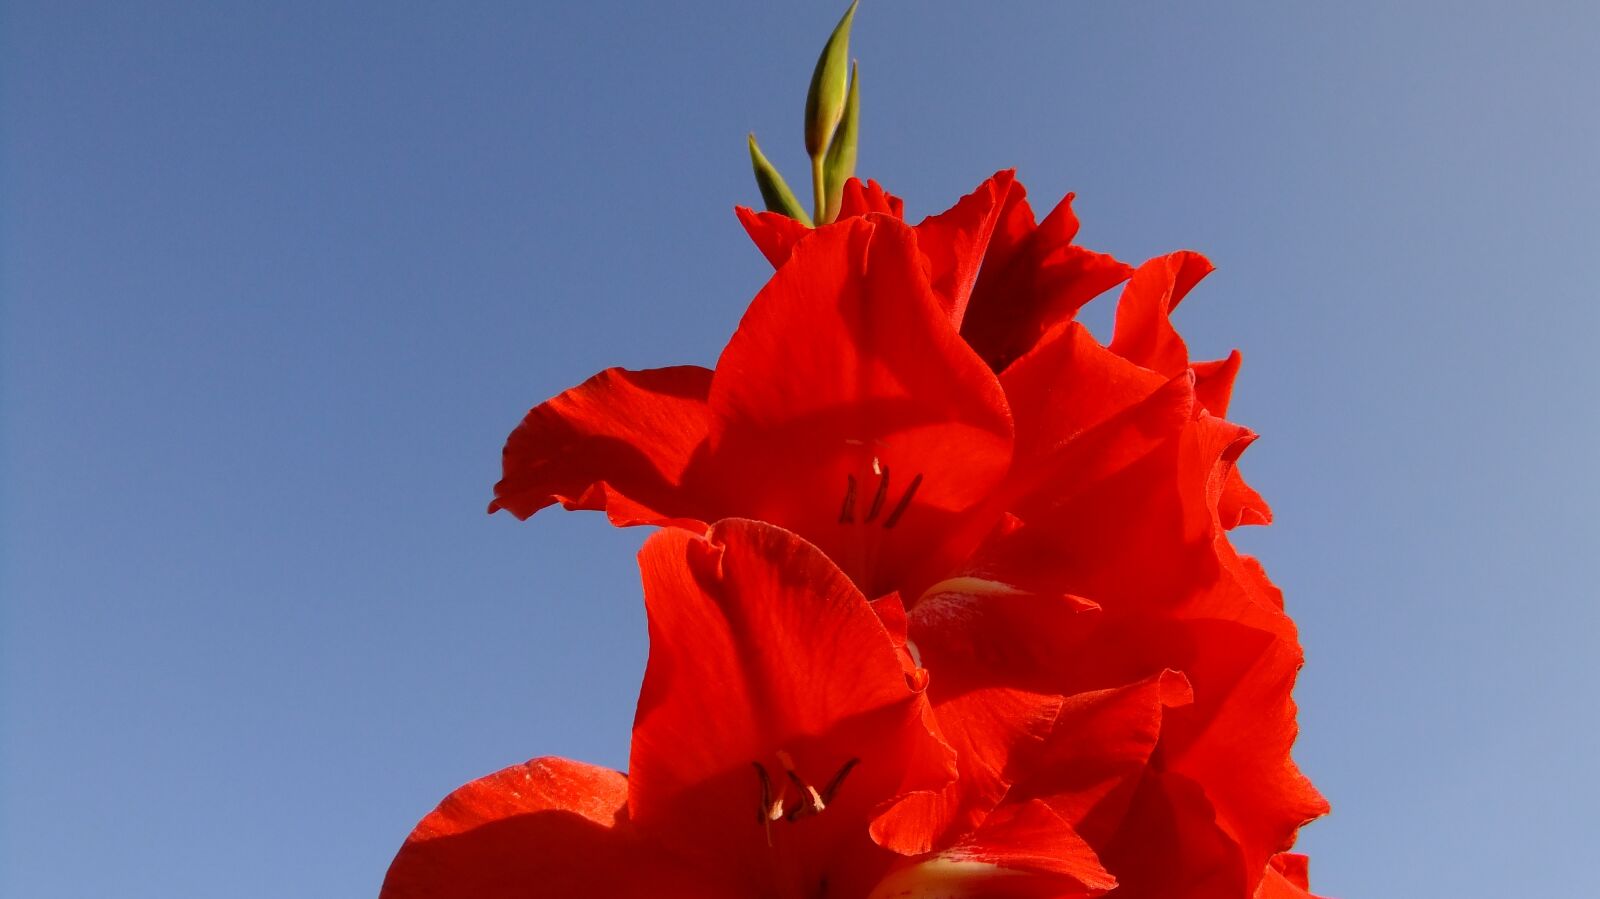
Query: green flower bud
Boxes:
[
  {"xmin": 804, "ymin": 0, "xmax": 858, "ymax": 159},
  {"xmin": 748, "ymin": 133, "xmax": 813, "ymax": 226}
]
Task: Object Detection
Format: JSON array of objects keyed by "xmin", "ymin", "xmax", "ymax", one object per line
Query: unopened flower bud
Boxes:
[
  {"xmin": 804, "ymin": 0, "xmax": 858, "ymax": 159},
  {"xmin": 748, "ymin": 133, "xmax": 813, "ymax": 225}
]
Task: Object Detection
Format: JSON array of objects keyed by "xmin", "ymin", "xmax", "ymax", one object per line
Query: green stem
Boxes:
[{"xmin": 810, "ymin": 153, "xmax": 828, "ymax": 225}]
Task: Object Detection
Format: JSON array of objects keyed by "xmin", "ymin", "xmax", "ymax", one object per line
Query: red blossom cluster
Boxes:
[{"xmin": 380, "ymin": 172, "xmax": 1328, "ymax": 898}]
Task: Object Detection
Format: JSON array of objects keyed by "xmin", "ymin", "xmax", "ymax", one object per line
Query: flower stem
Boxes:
[{"xmin": 810, "ymin": 153, "xmax": 828, "ymax": 225}]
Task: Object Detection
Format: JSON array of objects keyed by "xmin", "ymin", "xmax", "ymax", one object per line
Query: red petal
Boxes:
[
  {"xmin": 839, "ymin": 177, "xmax": 906, "ymax": 219},
  {"xmin": 1000, "ymin": 321, "xmax": 1170, "ymax": 472},
  {"xmin": 1217, "ymin": 455, "xmax": 1274, "ymax": 529},
  {"xmin": 901, "ymin": 578, "xmax": 1103, "ymax": 842},
  {"xmin": 736, "ymin": 180, "xmax": 907, "ymax": 272},
  {"xmin": 911, "ymin": 170, "xmax": 1015, "ymax": 325},
  {"xmin": 734, "ymin": 206, "xmax": 813, "ymax": 268},
  {"xmin": 630, "ymin": 520, "xmax": 957, "ymax": 894},
  {"xmin": 490, "ymin": 366, "xmax": 715, "ymax": 526},
  {"xmin": 1007, "ymin": 671, "xmax": 1194, "ymax": 848},
  {"xmin": 1159, "ymin": 621, "xmax": 1330, "ymax": 891},
  {"xmin": 961, "ymin": 185, "xmax": 1134, "ymax": 371},
  {"xmin": 1108, "ymin": 251, "xmax": 1214, "ymax": 377},
  {"xmin": 1005, "ymin": 369, "xmax": 1198, "ymax": 523},
  {"xmin": 380, "ymin": 758, "xmax": 734, "ymax": 899},
  {"xmin": 1191, "ymin": 350, "xmax": 1242, "ymax": 417},
  {"xmin": 1097, "ymin": 769, "xmax": 1244, "ymax": 899},
  {"xmin": 1255, "ymin": 853, "xmax": 1318, "ymax": 898},
  {"xmin": 706, "ymin": 218, "xmax": 1014, "ymax": 597}
]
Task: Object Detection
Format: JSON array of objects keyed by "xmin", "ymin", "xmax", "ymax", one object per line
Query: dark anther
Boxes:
[
  {"xmin": 881, "ymin": 474, "xmax": 923, "ymax": 529},
  {"xmin": 838, "ymin": 474, "xmax": 858, "ymax": 523},
  {"xmin": 753, "ymin": 762, "xmax": 774, "ymax": 823},
  {"xmin": 821, "ymin": 758, "xmax": 860, "ymax": 805},
  {"xmin": 865, "ymin": 465, "xmax": 890, "ymax": 522},
  {"xmin": 783, "ymin": 769, "xmax": 820, "ymax": 821}
]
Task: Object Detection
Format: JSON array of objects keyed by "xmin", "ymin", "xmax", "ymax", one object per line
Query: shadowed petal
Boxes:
[
  {"xmin": 1008, "ymin": 670, "xmax": 1194, "ymax": 848},
  {"xmin": 962, "ymin": 184, "xmax": 1133, "ymax": 371}
]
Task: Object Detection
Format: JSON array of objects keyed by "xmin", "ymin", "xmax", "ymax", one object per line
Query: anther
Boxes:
[
  {"xmin": 753, "ymin": 762, "xmax": 780, "ymax": 823},
  {"xmin": 865, "ymin": 462, "xmax": 890, "ymax": 522},
  {"xmin": 881, "ymin": 473, "xmax": 923, "ymax": 529},
  {"xmin": 783, "ymin": 769, "xmax": 826, "ymax": 820},
  {"xmin": 774, "ymin": 750, "xmax": 827, "ymax": 822},
  {"xmin": 838, "ymin": 474, "xmax": 858, "ymax": 524},
  {"xmin": 820, "ymin": 757, "xmax": 860, "ymax": 805}
]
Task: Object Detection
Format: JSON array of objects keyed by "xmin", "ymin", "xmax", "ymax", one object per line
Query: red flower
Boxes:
[
  {"xmin": 492, "ymin": 213, "xmax": 1014, "ymax": 600},
  {"xmin": 480, "ymin": 175, "xmax": 1327, "ymax": 895},
  {"xmin": 382, "ymin": 520, "xmax": 1114, "ymax": 899}
]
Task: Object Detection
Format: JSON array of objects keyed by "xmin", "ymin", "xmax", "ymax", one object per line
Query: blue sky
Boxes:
[{"xmin": 3, "ymin": 2, "xmax": 1596, "ymax": 896}]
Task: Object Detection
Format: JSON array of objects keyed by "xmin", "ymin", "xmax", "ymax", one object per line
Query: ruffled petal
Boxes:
[
  {"xmin": 1158, "ymin": 621, "xmax": 1330, "ymax": 892},
  {"xmin": 1108, "ymin": 251, "xmax": 1214, "ymax": 377},
  {"xmin": 961, "ymin": 184, "xmax": 1133, "ymax": 371},
  {"xmin": 1105, "ymin": 258, "xmax": 1279, "ymax": 531},
  {"xmin": 1191, "ymin": 350, "xmax": 1242, "ymax": 417},
  {"xmin": 490, "ymin": 366, "xmax": 715, "ymax": 526},
  {"xmin": 630, "ymin": 519, "xmax": 957, "ymax": 895},
  {"xmin": 735, "ymin": 178, "xmax": 907, "ymax": 271},
  {"xmin": 839, "ymin": 177, "xmax": 905, "ymax": 219},
  {"xmin": 1006, "ymin": 671, "xmax": 1193, "ymax": 848},
  {"xmin": 706, "ymin": 217, "xmax": 1014, "ymax": 597},
  {"xmin": 734, "ymin": 206, "xmax": 813, "ymax": 268},
  {"xmin": 910, "ymin": 170, "xmax": 1015, "ymax": 325},
  {"xmin": 965, "ymin": 410, "xmax": 1323, "ymax": 893},
  {"xmin": 901, "ymin": 577, "xmax": 1103, "ymax": 842},
  {"xmin": 380, "ymin": 758, "xmax": 735, "ymax": 899}
]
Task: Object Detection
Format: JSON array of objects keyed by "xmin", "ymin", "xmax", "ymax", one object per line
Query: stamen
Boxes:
[
  {"xmin": 784, "ymin": 769, "xmax": 826, "ymax": 820},
  {"xmin": 838, "ymin": 474, "xmax": 858, "ymax": 523},
  {"xmin": 794, "ymin": 770, "xmax": 826, "ymax": 811},
  {"xmin": 753, "ymin": 762, "xmax": 776, "ymax": 822},
  {"xmin": 820, "ymin": 758, "xmax": 860, "ymax": 805},
  {"xmin": 881, "ymin": 473, "xmax": 924, "ymax": 529},
  {"xmin": 776, "ymin": 750, "xmax": 826, "ymax": 821},
  {"xmin": 865, "ymin": 462, "xmax": 890, "ymax": 522}
]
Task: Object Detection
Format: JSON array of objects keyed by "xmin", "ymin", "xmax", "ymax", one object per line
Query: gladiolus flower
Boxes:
[{"xmin": 480, "ymin": 175, "xmax": 1326, "ymax": 896}]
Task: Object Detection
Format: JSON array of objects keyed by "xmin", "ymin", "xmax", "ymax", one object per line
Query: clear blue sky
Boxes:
[{"xmin": 3, "ymin": 2, "xmax": 1596, "ymax": 896}]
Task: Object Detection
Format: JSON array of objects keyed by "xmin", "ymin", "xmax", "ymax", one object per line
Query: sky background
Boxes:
[{"xmin": 3, "ymin": 2, "xmax": 1597, "ymax": 896}]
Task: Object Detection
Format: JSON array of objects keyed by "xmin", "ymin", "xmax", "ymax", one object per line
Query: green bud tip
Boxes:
[{"xmin": 804, "ymin": 0, "xmax": 858, "ymax": 160}]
